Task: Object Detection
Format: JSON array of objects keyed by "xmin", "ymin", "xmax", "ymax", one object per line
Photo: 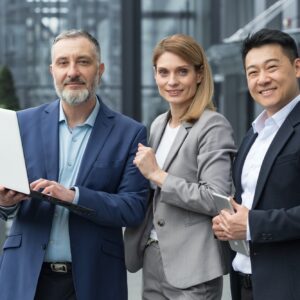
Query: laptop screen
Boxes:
[{"xmin": 0, "ymin": 108, "xmax": 30, "ymax": 195}]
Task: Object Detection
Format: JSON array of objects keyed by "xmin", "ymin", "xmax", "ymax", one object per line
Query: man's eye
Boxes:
[
  {"xmin": 57, "ymin": 61, "xmax": 68, "ymax": 66},
  {"xmin": 268, "ymin": 65, "xmax": 278, "ymax": 71},
  {"xmin": 247, "ymin": 71, "xmax": 257, "ymax": 77},
  {"xmin": 79, "ymin": 60, "xmax": 90, "ymax": 65}
]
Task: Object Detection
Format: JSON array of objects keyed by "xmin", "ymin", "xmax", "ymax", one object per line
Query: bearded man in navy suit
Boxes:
[{"xmin": 0, "ymin": 29, "xmax": 148, "ymax": 300}]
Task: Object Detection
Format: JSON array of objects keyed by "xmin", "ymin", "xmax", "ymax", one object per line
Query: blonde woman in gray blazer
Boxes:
[{"xmin": 124, "ymin": 34, "xmax": 236, "ymax": 300}]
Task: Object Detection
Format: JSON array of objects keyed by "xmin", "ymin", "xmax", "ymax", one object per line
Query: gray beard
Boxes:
[
  {"xmin": 60, "ymin": 88, "xmax": 90, "ymax": 105},
  {"xmin": 54, "ymin": 76, "xmax": 99, "ymax": 106}
]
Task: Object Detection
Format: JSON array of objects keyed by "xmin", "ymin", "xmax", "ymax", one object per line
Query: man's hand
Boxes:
[
  {"xmin": 212, "ymin": 200, "xmax": 249, "ymax": 240},
  {"xmin": 30, "ymin": 179, "xmax": 75, "ymax": 203},
  {"xmin": 0, "ymin": 185, "xmax": 28, "ymax": 207}
]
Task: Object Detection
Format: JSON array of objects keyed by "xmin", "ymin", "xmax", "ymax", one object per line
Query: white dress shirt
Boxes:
[
  {"xmin": 233, "ymin": 95, "xmax": 300, "ymax": 274},
  {"xmin": 149, "ymin": 122, "xmax": 180, "ymax": 241}
]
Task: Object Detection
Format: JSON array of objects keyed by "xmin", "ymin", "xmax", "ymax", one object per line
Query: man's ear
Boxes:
[
  {"xmin": 98, "ymin": 63, "xmax": 105, "ymax": 83},
  {"xmin": 49, "ymin": 64, "xmax": 53, "ymax": 75},
  {"xmin": 295, "ymin": 58, "xmax": 300, "ymax": 78}
]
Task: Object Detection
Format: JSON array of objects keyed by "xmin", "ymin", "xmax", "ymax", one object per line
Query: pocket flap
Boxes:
[{"xmin": 3, "ymin": 234, "xmax": 22, "ymax": 250}]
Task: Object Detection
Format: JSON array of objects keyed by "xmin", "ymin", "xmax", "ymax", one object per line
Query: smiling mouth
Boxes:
[
  {"xmin": 259, "ymin": 88, "xmax": 276, "ymax": 96},
  {"xmin": 167, "ymin": 90, "xmax": 183, "ymax": 96}
]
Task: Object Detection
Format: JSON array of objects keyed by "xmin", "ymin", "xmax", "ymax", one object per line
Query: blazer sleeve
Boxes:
[
  {"xmin": 75, "ymin": 125, "xmax": 149, "ymax": 227},
  {"xmin": 159, "ymin": 112, "xmax": 236, "ymax": 216},
  {"xmin": 249, "ymin": 206, "xmax": 300, "ymax": 243}
]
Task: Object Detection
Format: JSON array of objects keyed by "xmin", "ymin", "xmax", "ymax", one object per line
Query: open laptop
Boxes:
[{"xmin": 0, "ymin": 108, "xmax": 95, "ymax": 217}]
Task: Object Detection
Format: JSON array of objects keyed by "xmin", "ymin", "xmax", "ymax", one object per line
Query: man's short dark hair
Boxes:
[{"xmin": 241, "ymin": 28, "xmax": 299, "ymax": 66}]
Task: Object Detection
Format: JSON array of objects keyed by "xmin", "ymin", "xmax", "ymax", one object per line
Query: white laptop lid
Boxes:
[{"xmin": 0, "ymin": 108, "xmax": 30, "ymax": 195}]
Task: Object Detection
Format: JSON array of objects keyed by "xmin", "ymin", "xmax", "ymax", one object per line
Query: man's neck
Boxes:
[{"xmin": 62, "ymin": 97, "xmax": 97, "ymax": 128}]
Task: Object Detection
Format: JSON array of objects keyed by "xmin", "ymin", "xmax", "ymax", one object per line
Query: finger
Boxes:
[
  {"xmin": 8, "ymin": 190, "xmax": 17, "ymax": 197},
  {"xmin": 31, "ymin": 179, "xmax": 53, "ymax": 191},
  {"xmin": 30, "ymin": 178, "xmax": 45, "ymax": 188},
  {"xmin": 212, "ymin": 215, "xmax": 221, "ymax": 223},
  {"xmin": 220, "ymin": 209, "xmax": 232, "ymax": 219},
  {"xmin": 230, "ymin": 199, "xmax": 240, "ymax": 211},
  {"xmin": 137, "ymin": 143, "xmax": 146, "ymax": 151}
]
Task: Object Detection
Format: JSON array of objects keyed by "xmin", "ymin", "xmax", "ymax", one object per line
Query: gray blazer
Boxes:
[{"xmin": 124, "ymin": 109, "xmax": 236, "ymax": 289}]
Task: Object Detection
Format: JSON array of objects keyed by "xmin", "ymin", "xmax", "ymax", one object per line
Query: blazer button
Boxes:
[
  {"xmin": 41, "ymin": 244, "xmax": 47, "ymax": 250},
  {"xmin": 157, "ymin": 219, "xmax": 165, "ymax": 227}
]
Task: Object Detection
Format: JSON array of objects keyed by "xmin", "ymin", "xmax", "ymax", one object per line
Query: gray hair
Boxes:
[{"xmin": 52, "ymin": 29, "xmax": 101, "ymax": 61}]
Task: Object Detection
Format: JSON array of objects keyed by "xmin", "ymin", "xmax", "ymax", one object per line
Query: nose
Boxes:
[
  {"xmin": 257, "ymin": 70, "xmax": 271, "ymax": 85},
  {"xmin": 67, "ymin": 63, "xmax": 80, "ymax": 78},
  {"xmin": 167, "ymin": 73, "xmax": 179, "ymax": 86}
]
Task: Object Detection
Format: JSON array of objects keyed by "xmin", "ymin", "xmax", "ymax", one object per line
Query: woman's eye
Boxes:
[
  {"xmin": 178, "ymin": 69, "xmax": 188, "ymax": 75},
  {"xmin": 158, "ymin": 69, "xmax": 168, "ymax": 76}
]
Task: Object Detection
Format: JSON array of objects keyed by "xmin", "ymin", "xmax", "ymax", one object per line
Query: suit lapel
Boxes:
[
  {"xmin": 150, "ymin": 113, "xmax": 191, "ymax": 211},
  {"xmin": 41, "ymin": 101, "xmax": 60, "ymax": 181},
  {"xmin": 149, "ymin": 112, "xmax": 169, "ymax": 151},
  {"xmin": 252, "ymin": 103, "xmax": 300, "ymax": 208},
  {"xmin": 149, "ymin": 112, "xmax": 192, "ymax": 171},
  {"xmin": 162, "ymin": 122, "xmax": 191, "ymax": 171},
  {"xmin": 75, "ymin": 101, "xmax": 115, "ymax": 185},
  {"xmin": 233, "ymin": 129, "xmax": 257, "ymax": 203}
]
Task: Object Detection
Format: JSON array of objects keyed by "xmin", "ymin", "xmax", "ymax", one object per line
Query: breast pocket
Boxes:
[
  {"xmin": 274, "ymin": 152, "xmax": 300, "ymax": 166},
  {"xmin": 3, "ymin": 234, "xmax": 22, "ymax": 251},
  {"xmin": 86, "ymin": 159, "xmax": 125, "ymax": 191}
]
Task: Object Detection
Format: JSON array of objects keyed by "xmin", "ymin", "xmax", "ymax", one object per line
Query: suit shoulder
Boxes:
[
  {"xmin": 17, "ymin": 101, "xmax": 58, "ymax": 119},
  {"xmin": 111, "ymin": 110, "xmax": 146, "ymax": 131},
  {"xmin": 99, "ymin": 100, "xmax": 144, "ymax": 129},
  {"xmin": 150, "ymin": 111, "xmax": 169, "ymax": 130},
  {"xmin": 194, "ymin": 109, "xmax": 233, "ymax": 129}
]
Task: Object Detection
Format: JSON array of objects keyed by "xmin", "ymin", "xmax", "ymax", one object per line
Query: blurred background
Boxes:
[{"xmin": 0, "ymin": 0, "xmax": 299, "ymax": 298}]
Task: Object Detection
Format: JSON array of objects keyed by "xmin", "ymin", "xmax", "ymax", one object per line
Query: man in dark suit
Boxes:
[
  {"xmin": 213, "ymin": 28, "xmax": 300, "ymax": 300},
  {"xmin": 0, "ymin": 30, "xmax": 148, "ymax": 300}
]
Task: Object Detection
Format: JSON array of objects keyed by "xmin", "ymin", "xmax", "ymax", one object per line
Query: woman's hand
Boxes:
[{"xmin": 133, "ymin": 143, "xmax": 167, "ymax": 187}]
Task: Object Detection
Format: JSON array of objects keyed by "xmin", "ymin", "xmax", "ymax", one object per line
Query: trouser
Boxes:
[
  {"xmin": 142, "ymin": 241, "xmax": 223, "ymax": 300},
  {"xmin": 236, "ymin": 271, "xmax": 253, "ymax": 300},
  {"xmin": 34, "ymin": 263, "xmax": 76, "ymax": 300}
]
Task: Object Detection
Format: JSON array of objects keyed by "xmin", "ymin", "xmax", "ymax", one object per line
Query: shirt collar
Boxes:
[
  {"xmin": 252, "ymin": 95, "xmax": 300, "ymax": 134},
  {"xmin": 59, "ymin": 98, "xmax": 100, "ymax": 128}
]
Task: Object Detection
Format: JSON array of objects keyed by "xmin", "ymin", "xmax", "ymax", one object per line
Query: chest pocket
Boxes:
[{"xmin": 3, "ymin": 234, "xmax": 22, "ymax": 251}]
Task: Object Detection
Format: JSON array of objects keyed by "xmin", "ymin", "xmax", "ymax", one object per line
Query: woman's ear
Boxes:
[
  {"xmin": 196, "ymin": 71, "xmax": 203, "ymax": 84},
  {"xmin": 153, "ymin": 66, "xmax": 157, "ymax": 79}
]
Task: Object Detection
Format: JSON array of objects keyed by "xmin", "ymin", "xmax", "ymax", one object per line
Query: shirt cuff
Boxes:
[
  {"xmin": 246, "ymin": 217, "xmax": 251, "ymax": 241},
  {"xmin": 70, "ymin": 187, "xmax": 79, "ymax": 205},
  {"xmin": 0, "ymin": 204, "xmax": 18, "ymax": 221}
]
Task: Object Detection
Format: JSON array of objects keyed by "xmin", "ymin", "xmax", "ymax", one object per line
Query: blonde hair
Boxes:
[{"xmin": 153, "ymin": 34, "xmax": 215, "ymax": 122}]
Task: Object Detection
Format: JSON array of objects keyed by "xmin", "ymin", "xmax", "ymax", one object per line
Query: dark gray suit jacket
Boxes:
[{"xmin": 231, "ymin": 101, "xmax": 300, "ymax": 300}]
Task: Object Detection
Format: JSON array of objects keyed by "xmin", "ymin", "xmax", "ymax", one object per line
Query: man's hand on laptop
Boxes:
[
  {"xmin": 0, "ymin": 185, "xmax": 28, "ymax": 206},
  {"xmin": 30, "ymin": 179, "xmax": 75, "ymax": 203}
]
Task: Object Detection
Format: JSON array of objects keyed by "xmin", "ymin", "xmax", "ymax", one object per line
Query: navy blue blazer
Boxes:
[
  {"xmin": 0, "ymin": 98, "xmax": 148, "ymax": 300},
  {"xmin": 231, "ymin": 101, "xmax": 300, "ymax": 300}
]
